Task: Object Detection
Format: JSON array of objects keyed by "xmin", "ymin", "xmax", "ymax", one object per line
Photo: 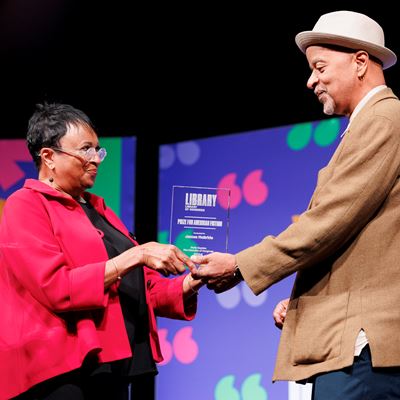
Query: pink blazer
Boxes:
[{"xmin": 0, "ymin": 179, "xmax": 195, "ymax": 399}]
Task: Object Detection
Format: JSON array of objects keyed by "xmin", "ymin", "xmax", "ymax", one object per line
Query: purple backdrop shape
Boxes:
[{"xmin": 157, "ymin": 117, "xmax": 347, "ymax": 400}]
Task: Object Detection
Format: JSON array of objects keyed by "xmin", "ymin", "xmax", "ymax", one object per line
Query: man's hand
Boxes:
[
  {"xmin": 190, "ymin": 252, "xmax": 240, "ymax": 293},
  {"xmin": 273, "ymin": 298, "xmax": 289, "ymax": 329}
]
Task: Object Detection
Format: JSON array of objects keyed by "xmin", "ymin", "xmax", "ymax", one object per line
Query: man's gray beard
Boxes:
[{"xmin": 322, "ymin": 94, "xmax": 335, "ymax": 115}]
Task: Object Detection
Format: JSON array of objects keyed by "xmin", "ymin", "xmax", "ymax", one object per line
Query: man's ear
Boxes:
[{"xmin": 355, "ymin": 50, "xmax": 369, "ymax": 80}]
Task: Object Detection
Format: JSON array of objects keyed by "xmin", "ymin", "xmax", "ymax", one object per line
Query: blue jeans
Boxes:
[{"xmin": 312, "ymin": 345, "xmax": 400, "ymax": 400}]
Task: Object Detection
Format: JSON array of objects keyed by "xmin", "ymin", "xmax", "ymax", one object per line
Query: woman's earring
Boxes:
[{"xmin": 49, "ymin": 177, "xmax": 54, "ymax": 183}]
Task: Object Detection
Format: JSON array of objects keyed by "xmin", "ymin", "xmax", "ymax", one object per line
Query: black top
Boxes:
[{"xmin": 80, "ymin": 201, "xmax": 157, "ymax": 378}]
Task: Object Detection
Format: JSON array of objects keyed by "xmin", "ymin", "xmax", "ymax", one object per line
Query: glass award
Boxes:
[{"xmin": 169, "ymin": 185, "xmax": 230, "ymax": 256}]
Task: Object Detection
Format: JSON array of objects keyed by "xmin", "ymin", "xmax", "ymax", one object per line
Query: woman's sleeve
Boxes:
[
  {"xmin": 145, "ymin": 269, "xmax": 196, "ymax": 320},
  {"xmin": 0, "ymin": 191, "xmax": 109, "ymax": 312}
]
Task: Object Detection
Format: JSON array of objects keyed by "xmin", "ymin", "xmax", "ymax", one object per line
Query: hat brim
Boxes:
[{"xmin": 295, "ymin": 31, "xmax": 397, "ymax": 70}]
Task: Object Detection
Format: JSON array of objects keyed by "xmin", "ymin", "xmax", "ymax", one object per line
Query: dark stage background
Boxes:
[{"xmin": 1, "ymin": 1, "xmax": 399, "ymax": 242}]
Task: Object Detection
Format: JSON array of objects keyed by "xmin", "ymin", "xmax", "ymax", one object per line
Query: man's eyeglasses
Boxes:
[{"xmin": 51, "ymin": 146, "xmax": 107, "ymax": 162}]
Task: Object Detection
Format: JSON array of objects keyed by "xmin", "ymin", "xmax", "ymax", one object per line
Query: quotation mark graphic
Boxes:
[
  {"xmin": 216, "ymin": 282, "xmax": 267, "ymax": 309},
  {"xmin": 287, "ymin": 118, "xmax": 341, "ymax": 151},
  {"xmin": 217, "ymin": 169, "xmax": 269, "ymax": 210},
  {"xmin": 158, "ymin": 229, "xmax": 199, "ymax": 259},
  {"xmin": 215, "ymin": 373, "xmax": 268, "ymax": 400},
  {"xmin": 158, "ymin": 327, "xmax": 199, "ymax": 366},
  {"xmin": 160, "ymin": 141, "xmax": 201, "ymax": 169}
]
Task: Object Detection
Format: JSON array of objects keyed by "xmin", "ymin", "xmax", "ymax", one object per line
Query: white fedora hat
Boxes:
[{"xmin": 295, "ymin": 10, "xmax": 397, "ymax": 69}]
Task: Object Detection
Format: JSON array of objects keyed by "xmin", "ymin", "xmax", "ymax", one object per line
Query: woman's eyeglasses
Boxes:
[{"xmin": 51, "ymin": 146, "xmax": 107, "ymax": 162}]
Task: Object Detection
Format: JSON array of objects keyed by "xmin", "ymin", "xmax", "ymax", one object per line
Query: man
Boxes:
[{"xmin": 190, "ymin": 11, "xmax": 400, "ymax": 399}]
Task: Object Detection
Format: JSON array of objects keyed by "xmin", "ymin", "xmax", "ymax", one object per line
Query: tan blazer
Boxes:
[{"xmin": 236, "ymin": 88, "xmax": 400, "ymax": 381}]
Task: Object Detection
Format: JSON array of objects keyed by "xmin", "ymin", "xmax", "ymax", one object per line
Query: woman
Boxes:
[{"xmin": 0, "ymin": 103, "xmax": 203, "ymax": 400}]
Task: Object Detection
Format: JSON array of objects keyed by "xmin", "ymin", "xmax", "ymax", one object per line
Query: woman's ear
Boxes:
[{"xmin": 39, "ymin": 148, "xmax": 55, "ymax": 170}]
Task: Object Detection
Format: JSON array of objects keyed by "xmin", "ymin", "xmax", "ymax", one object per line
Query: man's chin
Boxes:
[
  {"xmin": 323, "ymin": 107, "xmax": 335, "ymax": 116},
  {"xmin": 322, "ymin": 101, "xmax": 335, "ymax": 115}
]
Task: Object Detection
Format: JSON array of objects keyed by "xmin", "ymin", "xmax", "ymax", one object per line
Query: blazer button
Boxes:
[{"xmin": 147, "ymin": 280, "xmax": 151, "ymax": 289}]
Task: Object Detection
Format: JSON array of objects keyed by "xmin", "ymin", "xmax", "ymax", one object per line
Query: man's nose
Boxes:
[{"xmin": 307, "ymin": 71, "xmax": 318, "ymax": 90}]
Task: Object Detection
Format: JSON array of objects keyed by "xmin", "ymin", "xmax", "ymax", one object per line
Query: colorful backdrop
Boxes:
[
  {"xmin": 0, "ymin": 137, "xmax": 136, "ymax": 231},
  {"xmin": 156, "ymin": 117, "xmax": 347, "ymax": 400}
]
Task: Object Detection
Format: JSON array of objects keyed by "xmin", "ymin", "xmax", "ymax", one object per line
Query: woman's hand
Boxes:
[
  {"xmin": 182, "ymin": 273, "xmax": 205, "ymax": 299},
  {"xmin": 137, "ymin": 242, "xmax": 195, "ymax": 276},
  {"xmin": 111, "ymin": 242, "xmax": 196, "ymax": 279}
]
